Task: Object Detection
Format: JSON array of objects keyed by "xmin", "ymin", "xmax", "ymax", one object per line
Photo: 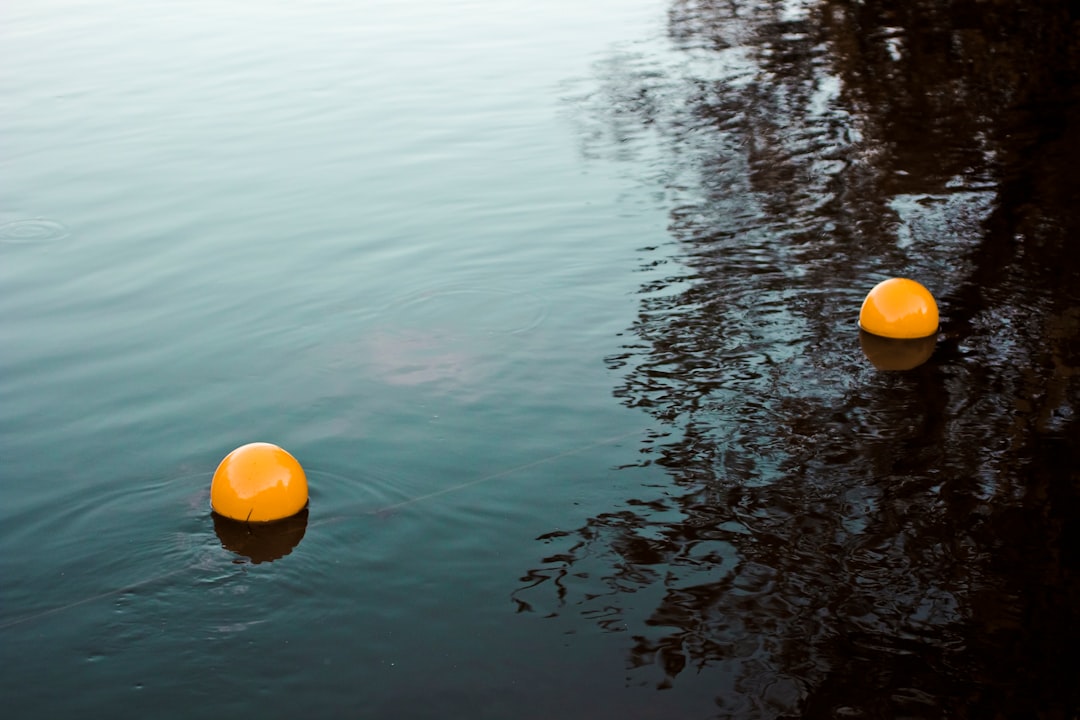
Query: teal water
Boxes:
[
  {"xmin": 5, "ymin": 0, "xmax": 1079, "ymax": 717},
  {"xmin": 1, "ymin": 1, "xmax": 691, "ymax": 716}
]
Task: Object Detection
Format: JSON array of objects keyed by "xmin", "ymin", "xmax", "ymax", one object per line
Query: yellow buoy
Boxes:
[
  {"xmin": 859, "ymin": 278, "xmax": 939, "ymax": 339},
  {"xmin": 210, "ymin": 442, "xmax": 308, "ymax": 522}
]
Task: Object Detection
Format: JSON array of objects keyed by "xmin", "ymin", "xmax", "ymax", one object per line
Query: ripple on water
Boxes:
[
  {"xmin": 0, "ymin": 218, "xmax": 71, "ymax": 244},
  {"xmin": 387, "ymin": 285, "xmax": 548, "ymax": 336},
  {"xmin": 303, "ymin": 466, "xmax": 412, "ymax": 531},
  {"xmin": 2, "ymin": 463, "xmax": 411, "ymax": 632},
  {"xmin": 313, "ymin": 285, "xmax": 550, "ymax": 391},
  {"xmin": 0, "ymin": 473, "xmax": 217, "ymax": 631}
]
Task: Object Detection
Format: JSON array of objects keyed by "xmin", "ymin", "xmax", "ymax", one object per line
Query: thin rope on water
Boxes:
[
  {"xmin": 0, "ymin": 566, "xmax": 192, "ymax": 631},
  {"xmin": 1, "ymin": 429, "xmax": 643, "ymax": 631},
  {"xmin": 367, "ymin": 428, "xmax": 641, "ymax": 515}
]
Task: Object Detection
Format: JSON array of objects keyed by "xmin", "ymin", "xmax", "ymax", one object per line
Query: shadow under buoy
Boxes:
[
  {"xmin": 212, "ymin": 508, "xmax": 309, "ymax": 564},
  {"xmin": 859, "ymin": 329, "xmax": 937, "ymax": 371}
]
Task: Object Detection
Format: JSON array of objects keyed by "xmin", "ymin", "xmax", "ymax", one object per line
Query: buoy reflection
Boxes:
[
  {"xmin": 859, "ymin": 329, "xmax": 937, "ymax": 371},
  {"xmin": 212, "ymin": 509, "xmax": 308, "ymax": 564}
]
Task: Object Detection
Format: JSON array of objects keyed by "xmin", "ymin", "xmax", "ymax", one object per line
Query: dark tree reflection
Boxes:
[{"xmin": 518, "ymin": 1, "xmax": 1079, "ymax": 716}]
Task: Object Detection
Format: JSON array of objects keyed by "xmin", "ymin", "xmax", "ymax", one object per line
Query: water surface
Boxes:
[{"xmin": 3, "ymin": 0, "xmax": 1078, "ymax": 718}]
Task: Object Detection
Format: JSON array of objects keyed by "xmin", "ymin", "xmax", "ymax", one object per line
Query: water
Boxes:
[{"xmin": 3, "ymin": 0, "xmax": 1078, "ymax": 717}]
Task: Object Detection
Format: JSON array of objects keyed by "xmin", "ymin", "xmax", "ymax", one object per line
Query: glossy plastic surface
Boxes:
[
  {"xmin": 210, "ymin": 442, "xmax": 309, "ymax": 522},
  {"xmin": 859, "ymin": 278, "xmax": 939, "ymax": 339}
]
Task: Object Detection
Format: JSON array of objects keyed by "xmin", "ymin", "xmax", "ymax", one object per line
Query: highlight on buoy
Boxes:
[
  {"xmin": 858, "ymin": 277, "xmax": 939, "ymax": 339},
  {"xmin": 210, "ymin": 442, "xmax": 308, "ymax": 522}
]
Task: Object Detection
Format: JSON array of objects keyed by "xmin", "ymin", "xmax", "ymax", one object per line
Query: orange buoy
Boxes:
[
  {"xmin": 859, "ymin": 278, "xmax": 939, "ymax": 339},
  {"xmin": 210, "ymin": 442, "xmax": 308, "ymax": 522}
]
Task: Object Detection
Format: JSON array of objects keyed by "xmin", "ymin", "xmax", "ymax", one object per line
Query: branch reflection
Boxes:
[{"xmin": 519, "ymin": 0, "xmax": 1078, "ymax": 715}]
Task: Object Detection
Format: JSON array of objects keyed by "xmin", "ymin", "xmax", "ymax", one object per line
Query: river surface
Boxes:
[{"xmin": 2, "ymin": 1, "xmax": 1078, "ymax": 718}]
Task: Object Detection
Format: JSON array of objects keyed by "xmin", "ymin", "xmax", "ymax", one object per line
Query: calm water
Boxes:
[{"xmin": 3, "ymin": 0, "xmax": 1078, "ymax": 718}]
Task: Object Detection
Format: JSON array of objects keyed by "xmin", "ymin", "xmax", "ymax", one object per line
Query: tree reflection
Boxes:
[{"xmin": 518, "ymin": 0, "xmax": 1078, "ymax": 715}]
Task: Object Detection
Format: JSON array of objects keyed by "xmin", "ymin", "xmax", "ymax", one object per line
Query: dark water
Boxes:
[{"xmin": 3, "ymin": 0, "xmax": 1078, "ymax": 718}]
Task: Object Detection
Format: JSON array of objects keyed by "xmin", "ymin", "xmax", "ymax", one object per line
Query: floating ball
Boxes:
[
  {"xmin": 210, "ymin": 442, "xmax": 308, "ymax": 522},
  {"xmin": 859, "ymin": 278, "xmax": 939, "ymax": 339}
]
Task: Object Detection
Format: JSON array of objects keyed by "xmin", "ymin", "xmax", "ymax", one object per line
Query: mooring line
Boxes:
[
  {"xmin": 0, "ymin": 566, "xmax": 191, "ymax": 631},
  {"xmin": 368, "ymin": 428, "xmax": 642, "ymax": 515}
]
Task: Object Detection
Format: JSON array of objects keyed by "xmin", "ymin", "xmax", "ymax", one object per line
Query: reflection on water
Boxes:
[
  {"xmin": 858, "ymin": 330, "xmax": 937, "ymax": 372},
  {"xmin": 2, "ymin": 0, "xmax": 1076, "ymax": 715},
  {"xmin": 521, "ymin": 0, "xmax": 1079, "ymax": 715},
  {"xmin": 212, "ymin": 510, "xmax": 309, "ymax": 564}
]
